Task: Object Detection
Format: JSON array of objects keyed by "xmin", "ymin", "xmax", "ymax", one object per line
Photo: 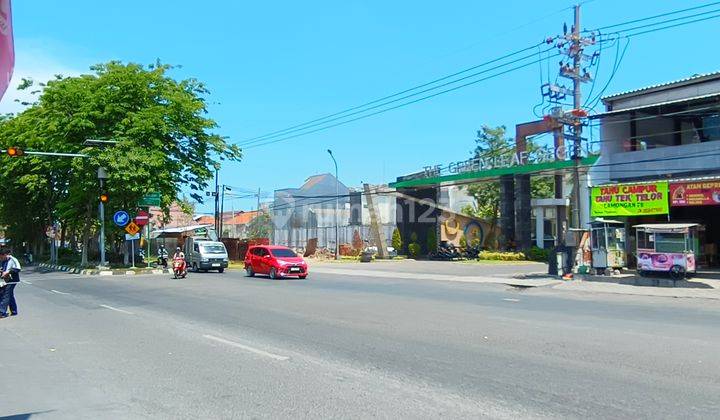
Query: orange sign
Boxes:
[{"xmin": 125, "ymin": 221, "xmax": 141, "ymax": 236}]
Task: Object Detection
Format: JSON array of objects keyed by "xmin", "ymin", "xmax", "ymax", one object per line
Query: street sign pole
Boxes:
[
  {"xmin": 146, "ymin": 219, "xmax": 151, "ymax": 268},
  {"xmin": 131, "ymin": 239, "xmax": 135, "ymax": 268}
]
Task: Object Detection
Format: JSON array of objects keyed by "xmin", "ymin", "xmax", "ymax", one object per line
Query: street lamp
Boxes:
[{"xmin": 327, "ymin": 149, "xmax": 340, "ymax": 260}]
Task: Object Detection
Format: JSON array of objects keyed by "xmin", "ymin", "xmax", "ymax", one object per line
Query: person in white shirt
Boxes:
[{"xmin": 0, "ymin": 248, "xmax": 21, "ymax": 318}]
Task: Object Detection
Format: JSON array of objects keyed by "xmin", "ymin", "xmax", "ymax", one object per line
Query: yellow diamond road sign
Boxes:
[{"xmin": 125, "ymin": 221, "xmax": 141, "ymax": 236}]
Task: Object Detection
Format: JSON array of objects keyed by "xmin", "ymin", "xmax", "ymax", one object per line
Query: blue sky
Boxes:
[{"xmin": 4, "ymin": 0, "xmax": 720, "ymax": 213}]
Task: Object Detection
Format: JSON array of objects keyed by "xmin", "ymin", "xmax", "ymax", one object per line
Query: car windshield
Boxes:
[
  {"xmin": 271, "ymin": 248, "xmax": 297, "ymax": 258},
  {"xmin": 201, "ymin": 244, "xmax": 226, "ymax": 254}
]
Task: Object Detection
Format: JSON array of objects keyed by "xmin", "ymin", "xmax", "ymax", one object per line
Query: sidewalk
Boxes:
[
  {"xmin": 551, "ymin": 280, "xmax": 720, "ymax": 300},
  {"xmin": 311, "ymin": 261, "xmax": 720, "ymax": 300},
  {"xmin": 310, "ymin": 265, "xmax": 560, "ymax": 288},
  {"xmin": 36, "ymin": 262, "xmax": 171, "ymax": 276}
]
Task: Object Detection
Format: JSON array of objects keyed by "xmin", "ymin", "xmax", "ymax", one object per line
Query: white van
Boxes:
[{"xmin": 184, "ymin": 237, "xmax": 229, "ymax": 273}]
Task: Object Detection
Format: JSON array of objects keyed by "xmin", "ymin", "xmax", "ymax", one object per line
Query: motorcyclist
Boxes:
[
  {"xmin": 157, "ymin": 245, "xmax": 169, "ymax": 268},
  {"xmin": 173, "ymin": 246, "xmax": 185, "ymax": 260},
  {"xmin": 172, "ymin": 246, "xmax": 187, "ymax": 277}
]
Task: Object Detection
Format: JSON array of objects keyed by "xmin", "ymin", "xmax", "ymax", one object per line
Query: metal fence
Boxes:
[{"xmin": 272, "ymin": 224, "xmax": 396, "ymax": 250}]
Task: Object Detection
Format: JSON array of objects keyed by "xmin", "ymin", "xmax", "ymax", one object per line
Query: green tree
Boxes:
[
  {"xmin": 462, "ymin": 125, "xmax": 553, "ymax": 249},
  {"xmin": 247, "ymin": 211, "xmax": 272, "ymax": 239},
  {"xmin": 0, "ymin": 61, "xmax": 241, "ymax": 265},
  {"xmin": 391, "ymin": 227, "xmax": 403, "ymax": 252}
]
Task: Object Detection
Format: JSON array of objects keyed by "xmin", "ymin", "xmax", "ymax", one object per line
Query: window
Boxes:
[
  {"xmin": 201, "ymin": 244, "xmax": 226, "ymax": 254},
  {"xmin": 655, "ymin": 233, "xmax": 686, "ymax": 253},
  {"xmin": 637, "ymin": 231, "xmax": 655, "ymax": 250},
  {"xmin": 193, "ymin": 243, "xmax": 199, "ymax": 252},
  {"xmin": 271, "ymin": 248, "xmax": 297, "ymax": 258}
]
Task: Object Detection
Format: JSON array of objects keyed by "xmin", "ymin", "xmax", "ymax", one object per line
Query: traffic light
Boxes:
[
  {"xmin": 100, "ymin": 193, "xmax": 109, "ymax": 203},
  {"xmin": 6, "ymin": 147, "xmax": 24, "ymax": 157}
]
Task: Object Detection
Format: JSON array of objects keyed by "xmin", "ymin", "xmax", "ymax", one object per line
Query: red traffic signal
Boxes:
[
  {"xmin": 100, "ymin": 193, "xmax": 109, "ymax": 203},
  {"xmin": 6, "ymin": 147, "xmax": 24, "ymax": 157}
]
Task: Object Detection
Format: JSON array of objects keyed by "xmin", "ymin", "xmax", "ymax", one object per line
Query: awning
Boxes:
[
  {"xmin": 592, "ymin": 175, "xmax": 720, "ymax": 188},
  {"xmin": 633, "ymin": 223, "xmax": 698, "ymax": 231},
  {"xmin": 590, "ymin": 93, "xmax": 720, "ymax": 119},
  {"xmin": 391, "ymin": 155, "xmax": 599, "ymax": 189}
]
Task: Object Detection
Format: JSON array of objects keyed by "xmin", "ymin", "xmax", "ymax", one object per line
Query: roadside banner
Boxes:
[
  {"xmin": 0, "ymin": 0, "xmax": 13, "ymax": 100},
  {"xmin": 670, "ymin": 180, "xmax": 720, "ymax": 206},
  {"xmin": 591, "ymin": 181, "xmax": 669, "ymax": 217}
]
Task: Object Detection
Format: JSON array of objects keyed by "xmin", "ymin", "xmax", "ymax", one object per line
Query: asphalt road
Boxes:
[{"xmin": 1, "ymin": 266, "xmax": 719, "ymax": 419}]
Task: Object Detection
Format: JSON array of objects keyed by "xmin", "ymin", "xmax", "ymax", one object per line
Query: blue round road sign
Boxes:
[{"xmin": 113, "ymin": 210, "xmax": 130, "ymax": 227}]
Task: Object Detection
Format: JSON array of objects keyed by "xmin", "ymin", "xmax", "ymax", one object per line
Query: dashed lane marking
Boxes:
[{"xmin": 203, "ymin": 334, "xmax": 290, "ymax": 361}]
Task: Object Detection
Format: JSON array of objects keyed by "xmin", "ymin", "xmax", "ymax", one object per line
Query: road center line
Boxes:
[
  {"xmin": 99, "ymin": 304, "xmax": 135, "ymax": 315},
  {"xmin": 50, "ymin": 289, "xmax": 70, "ymax": 295},
  {"xmin": 21, "ymin": 280, "xmax": 32, "ymax": 285},
  {"xmin": 503, "ymin": 298, "xmax": 520, "ymax": 302},
  {"xmin": 203, "ymin": 334, "xmax": 290, "ymax": 361}
]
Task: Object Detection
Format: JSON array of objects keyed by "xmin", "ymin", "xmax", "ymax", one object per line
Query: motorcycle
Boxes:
[
  {"xmin": 157, "ymin": 255, "xmax": 168, "ymax": 268},
  {"xmin": 172, "ymin": 257, "xmax": 187, "ymax": 279}
]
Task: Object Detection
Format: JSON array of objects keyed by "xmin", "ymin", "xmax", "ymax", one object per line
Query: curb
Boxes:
[{"xmin": 37, "ymin": 263, "xmax": 172, "ymax": 276}]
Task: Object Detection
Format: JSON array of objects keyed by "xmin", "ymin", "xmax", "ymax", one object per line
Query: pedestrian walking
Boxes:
[{"xmin": 0, "ymin": 248, "xmax": 21, "ymax": 318}]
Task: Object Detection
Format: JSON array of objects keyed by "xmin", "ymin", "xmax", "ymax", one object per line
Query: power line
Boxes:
[
  {"xmin": 588, "ymin": 1, "xmax": 720, "ymax": 32},
  {"xmin": 242, "ymin": 3, "xmax": 720, "ymax": 151},
  {"xmin": 237, "ymin": 47, "xmax": 556, "ymax": 148},
  {"xmin": 244, "ymin": 54, "xmax": 561, "ymax": 150}
]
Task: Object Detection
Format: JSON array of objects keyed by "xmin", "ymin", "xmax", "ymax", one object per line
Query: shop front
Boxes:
[{"xmin": 590, "ymin": 178, "xmax": 720, "ymax": 268}]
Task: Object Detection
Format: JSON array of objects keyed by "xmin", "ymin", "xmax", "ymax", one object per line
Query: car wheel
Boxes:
[
  {"xmin": 246, "ymin": 266, "xmax": 255, "ymax": 277},
  {"xmin": 670, "ymin": 265, "xmax": 685, "ymax": 280},
  {"xmin": 299, "ymin": 275, "xmax": 307, "ymax": 280},
  {"xmin": 269, "ymin": 267, "xmax": 278, "ymax": 279},
  {"xmin": 218, "ymin": 268, "xmax": 224, "ymax": 273}
]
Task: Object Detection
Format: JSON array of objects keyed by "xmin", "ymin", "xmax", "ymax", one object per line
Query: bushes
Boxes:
[
  {"xmin": 477, "ymin": 250, "xmax": 525, "ymax": 261},
  {"xmin": 408, "ymin": 243, "xmax": 422, "ymax": 257},
  {"xmin": 408, "ymin": 232, "xmax": 421, "ymax": 257},
  {"xmin": 526, "ymin": 246, "xmax": 550, "ymax": 262},
  {"xmin": 391, "ymin": 228, "xmax": 402, "ymax": 251}
]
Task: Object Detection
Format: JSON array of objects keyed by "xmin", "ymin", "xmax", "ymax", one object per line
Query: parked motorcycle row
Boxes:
[{"xmin": 428, "ymin": 243, "xmax": 483, "ymax": 261}]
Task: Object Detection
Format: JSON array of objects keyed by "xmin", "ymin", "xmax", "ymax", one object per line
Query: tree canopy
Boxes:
[
  {"xmin": 462, "ymin": 125, "xmax": 554, "ymax": 248},
  {"xmin": 0, "ymin": 61, "xmax": 241, "ymax": 264}
]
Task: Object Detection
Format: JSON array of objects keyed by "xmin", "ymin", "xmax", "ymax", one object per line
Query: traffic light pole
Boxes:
[{"xmin": 98, "ymin": 167, "xmax": 108, "ymax": 267}]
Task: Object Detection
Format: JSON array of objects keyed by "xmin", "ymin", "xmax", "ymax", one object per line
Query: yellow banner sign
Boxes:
[{"xmin": 591, "ymin": 182, "xmax": 669, "ymax": 217}]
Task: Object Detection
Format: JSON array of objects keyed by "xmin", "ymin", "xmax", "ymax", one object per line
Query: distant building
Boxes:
[{"xmin": 272, "ymin": 173, "xmax": 396, "ymax": 249}]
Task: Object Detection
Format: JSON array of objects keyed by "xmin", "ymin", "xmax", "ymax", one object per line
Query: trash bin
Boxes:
[{"xmin": 360, "ymin": 251, "xmax": 373, "ymax": 263}]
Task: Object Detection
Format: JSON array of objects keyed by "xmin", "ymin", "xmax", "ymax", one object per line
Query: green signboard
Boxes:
[
  {"xmin": 194, "ymin": 227, "xmax": 208, "ymax": 235},
  {"xmin": 591, "ymin": 181, "xmax": 669, "ymax": 217},
  {"xmin": 139, "ymin": 192, "xmax": 161, "ymax": 207}
]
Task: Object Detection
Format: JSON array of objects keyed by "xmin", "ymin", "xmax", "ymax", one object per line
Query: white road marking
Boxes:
[
  {"xmin": 203, "ymin": 334, "xmax": 290, "ymax": 361},
  {"xmin": 502, "ymin": 298, "xmax": 520, "ymax": 302},
  {"xmin": 50, "ymin": 289, "xmax": 70, "ymax": 295},
  {"xmin": 21, "ymin": 280, "xmax": 32, "ymax": 285},
  {"xmin": 99, "ymin": 304, "xmax": 135, "ymax": 315}
]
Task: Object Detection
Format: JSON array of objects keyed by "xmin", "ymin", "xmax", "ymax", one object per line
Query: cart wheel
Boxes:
[{"xmin": 669, "ymin": 265, "xmax": 685, "ymax": 280}]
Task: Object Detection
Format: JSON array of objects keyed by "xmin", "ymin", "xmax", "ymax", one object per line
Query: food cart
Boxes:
[
  {"xmin": 633, "ymin": 223, "xmax": 701, "ymax": 279},
  {"xmin": 589, "ymin": 219, "xmax": 626, "ymax": 274}
]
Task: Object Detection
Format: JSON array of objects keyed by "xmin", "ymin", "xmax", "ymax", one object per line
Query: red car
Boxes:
[{"xmin": 244, "ymin": 245, "xmax": 308, "ymax": 279}]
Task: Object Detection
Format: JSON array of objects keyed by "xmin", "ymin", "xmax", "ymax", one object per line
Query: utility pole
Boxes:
[
  {"xmin": 257, "ymin": 187, "xmax": 261, "ymax": 212},
  {"xmin": 214, "ymin": 168, "xmax": 220, "ymax": 234},
  {"xmin": 551, "ymin": 4, "xmax": 594, "ymax": 230},
  {"xmin": 571, "ymin": 4, "xmax": 583, "ymax": 230}
]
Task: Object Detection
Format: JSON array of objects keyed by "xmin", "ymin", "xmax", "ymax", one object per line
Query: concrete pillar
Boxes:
[
  {"xmin": 514, "ymin": 174, "xmax": 532, "ymax": 251},
  {"xmin": 535, "ymin": 207, "xmax": 544, "ymax": 248},
  {"xmin": 499, "ymin": 175, "xmax": 515, "ymax": 249}
]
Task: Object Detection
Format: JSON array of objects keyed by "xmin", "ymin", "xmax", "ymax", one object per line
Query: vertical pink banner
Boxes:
[{"xmin": 0, "ymin": 0, "xmax": 13, "ymax": 101}]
